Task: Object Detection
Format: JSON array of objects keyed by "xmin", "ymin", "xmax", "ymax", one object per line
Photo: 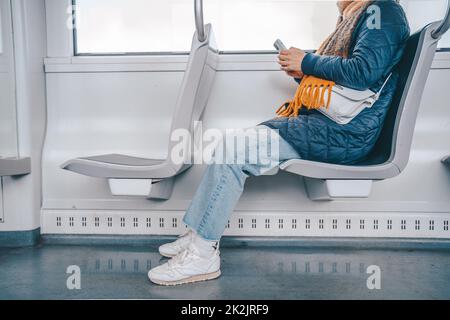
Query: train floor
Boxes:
[{"xmin": 1, "ymin": 241, "xmax": 450, "ymax": 300}]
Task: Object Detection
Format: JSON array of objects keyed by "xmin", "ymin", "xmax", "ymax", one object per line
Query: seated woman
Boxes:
[{"xmin": 148, "ymin": 0, "xmax": 410, "ymax": 286}]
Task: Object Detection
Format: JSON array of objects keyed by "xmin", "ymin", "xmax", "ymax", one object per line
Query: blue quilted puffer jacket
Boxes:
[{"xmin": 262, "ymin": 0, "xmax": 410, "ymax": 165}]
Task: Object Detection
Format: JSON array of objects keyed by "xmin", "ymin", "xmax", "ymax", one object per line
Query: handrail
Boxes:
[
  {"xmin": 432, "ymin": 0, "xmax": 450, "ymax": 39},
  {"xmin": 195, "ymin": 0, "xmax": 206, "ymax": 42}
]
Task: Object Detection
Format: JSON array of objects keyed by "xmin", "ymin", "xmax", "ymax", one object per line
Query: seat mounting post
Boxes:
[
  {"xmin": 304, "ymin": 178, "xmax": 373, "ymax": 201},
  {"xmin": 108, "ymin": 178, "xmax": 175, "ymax": 200}
]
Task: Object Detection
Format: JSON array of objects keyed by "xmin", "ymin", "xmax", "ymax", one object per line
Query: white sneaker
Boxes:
[
  {"xmin": 159, "ymin": 231, "xmax": 194, "ymax": 258},
  {"xmin": 148, "ymin": 243, "xmax": 221, "ymax": 286}
]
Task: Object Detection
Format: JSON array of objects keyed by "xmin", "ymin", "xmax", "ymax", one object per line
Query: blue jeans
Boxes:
[{"xmin": 183, "ymin": 125, "xmax": 301, "ymax": 241}]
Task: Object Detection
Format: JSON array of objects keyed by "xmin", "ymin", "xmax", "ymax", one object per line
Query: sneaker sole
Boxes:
[
  {"xmin": 159, "ymin": 251, "xmax": 177, "ymax": 259},
  {"xmin": 149, "ymin": 270, "xmax": 221, "ymax": 286}
]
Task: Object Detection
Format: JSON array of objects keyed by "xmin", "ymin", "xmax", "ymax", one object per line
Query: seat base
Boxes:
[
  {"xmin": 262, "ymin": 167, "xmax": 279, "ymax": 176},
  {"xmin": 280, "ymin": 159, "xmax": 400, "ymax": 181},
  {"xmin": 304, "ymin": 178, "xmax": 373, "ymax": 201},
  {"xmin": 0, "ymin": 157, "xmax": 31, "ymax": 177},
  {"xmin": 61, "ymin": 154, "xmax": 172, "ymax": 179},
  {"xmin": 108, "ymin": 178, "xmax": 174, "ymax": 200}
]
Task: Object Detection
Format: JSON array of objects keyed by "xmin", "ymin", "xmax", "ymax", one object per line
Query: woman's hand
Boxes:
[{"xmin": 278, "ymin": 47, "xmax": 306, "ymax": 79}]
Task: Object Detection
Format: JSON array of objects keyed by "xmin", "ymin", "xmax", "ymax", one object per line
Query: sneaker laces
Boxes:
[
  {"xmin": 170, "ymin": 230, "xmax": 193, "ymax": 250},
  {"xmin": 178, "ymin": 230, "xmax": 192, "ymax": 239},
  {"xmin": 168, "ymin": 246, "xmax": 197, "ymax": 267}
]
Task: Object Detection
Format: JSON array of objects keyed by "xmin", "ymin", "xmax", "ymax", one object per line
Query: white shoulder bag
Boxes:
[{"xmin": 318, "ymin": 74, "xmax": 392, "ymax": 125}]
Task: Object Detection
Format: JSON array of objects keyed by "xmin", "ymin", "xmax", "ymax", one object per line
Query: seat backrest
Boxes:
[
  {"xmin": 167, "ymin": 24, "xmax": 218, "ymax": 153},
  {"xmin": 365, "ymin": 22, "xmax": 441, "ymax": 170}
]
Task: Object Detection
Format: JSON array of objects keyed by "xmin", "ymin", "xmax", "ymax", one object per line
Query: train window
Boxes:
[
  {"xmin": 73, "ymin": 0, "xmax": 449, "ymax": 55},
  {"xmin": 401, "ymin": 0, "xmax": 450, "ymax": 49}
]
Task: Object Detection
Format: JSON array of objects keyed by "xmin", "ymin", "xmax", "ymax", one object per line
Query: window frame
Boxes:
[
  {"xmin": 71, "ymin": 0, "xmax": 284, "ymax": 57},
  {"xmin": 71, "ymin": 0, "xmax": 193, "ymax": 57},
  {"xmin": 44, "ymin": 0, "xmax": 450, "ymax": 72},
  {"xmin": 70, "ymin": 0, "xmax": 450, "ymax": 57}
]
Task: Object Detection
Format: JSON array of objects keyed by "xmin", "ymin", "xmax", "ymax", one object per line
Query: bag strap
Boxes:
[{"xmin": 374, "ymin": 73, "xmax": 393, "ymax": 99}]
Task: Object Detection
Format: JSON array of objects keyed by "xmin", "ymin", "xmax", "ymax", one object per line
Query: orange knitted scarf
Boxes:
[{"xmin": 276, "ymin": 0, "xmax": 373, "ymax": 118}]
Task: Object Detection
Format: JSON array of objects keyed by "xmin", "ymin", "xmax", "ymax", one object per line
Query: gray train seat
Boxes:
[
  {"xmin": 280, "ymin": 21, "xmax": 448, "ymax": 200},
  {"xmin": 61, "ymin": 24, "xmax": 218, "ymax": 200}
]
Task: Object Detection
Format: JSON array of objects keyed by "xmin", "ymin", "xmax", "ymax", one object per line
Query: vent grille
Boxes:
[
  {"xmin": 265, "ymin": 219, "xmax": 270, "ymax": 229},
  {"xmin": 401, "ymin": 220, "xmax": 406, "ymax": 231},
  {"xmin": 41, "ymin": 210, "xmax": 450, "ymax": 239},
  {"xmin": 292, "ymin": 219, "xmax": 297, "ymax": 230}
]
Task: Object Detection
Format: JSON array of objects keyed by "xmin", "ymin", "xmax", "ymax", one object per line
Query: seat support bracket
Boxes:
[
  {"xmin": 304, "ymin": 178, "xmax": 373, "ymax": 201},
  {"xmin": 108, "ymin": 178, "xmax": 175, "ymax": 200}
]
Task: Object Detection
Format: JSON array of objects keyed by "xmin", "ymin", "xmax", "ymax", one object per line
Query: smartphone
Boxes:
[{"xmin": 274, "ymin": 39, "xmax": 287, "ymax": 52}]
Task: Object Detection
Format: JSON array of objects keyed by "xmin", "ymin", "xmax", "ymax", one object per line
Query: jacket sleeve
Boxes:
[{"xmin": 301, "ymin": 1, "xmax": 410, "ymax": 90}]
